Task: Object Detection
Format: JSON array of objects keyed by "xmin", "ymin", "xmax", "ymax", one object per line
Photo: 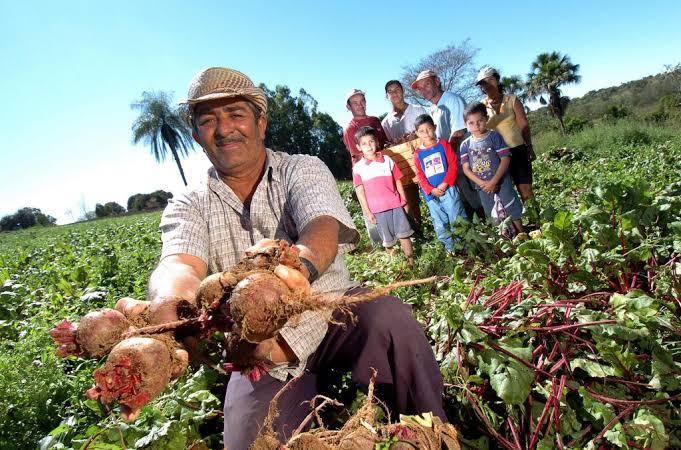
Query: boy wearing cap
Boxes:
[
  {"xmin": 353, "ymin": 126, "xmax": 415, "ymax": 265},
  {"xmin": 147, "ymin": 67, "xmax": 447, "ymax": 449},
  {"xmin": 342, "ymin": 89, "xmax": 387, "ymax": 165}
]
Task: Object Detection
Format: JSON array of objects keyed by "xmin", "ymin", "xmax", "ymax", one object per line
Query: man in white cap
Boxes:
[
  {"xmin": 145, "ymin": 67, "xmax": 447, "ymax": 449},
  {"xmin": 412, "ymin": 70, "xmax": 483, "ymax": 214},
  {"xmin": 342, "ymin": 89, "xmax": 387, "ymax": 165}
]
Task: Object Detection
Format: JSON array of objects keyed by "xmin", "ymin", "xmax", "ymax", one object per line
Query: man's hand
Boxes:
[
  {"xmin": 367, "ymin": 212, "xmax": 377, "ymax": 224},
  {"xmin": 431, "ymin": 187, "xmax": 445, "ymax": 197}
]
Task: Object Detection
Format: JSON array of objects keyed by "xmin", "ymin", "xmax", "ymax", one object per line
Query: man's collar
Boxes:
[{"xmin": 208, "ymin": 147, "xmax": 281, "ymax": 186}]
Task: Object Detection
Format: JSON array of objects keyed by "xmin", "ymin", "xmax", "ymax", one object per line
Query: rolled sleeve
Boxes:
[
  {"xmin": 159, "ymin": 193, "xmax": 209, "ymax": 263},
  {"xmin": 285, "ymin": 156, "xmax": 359, "ymax": 245}
]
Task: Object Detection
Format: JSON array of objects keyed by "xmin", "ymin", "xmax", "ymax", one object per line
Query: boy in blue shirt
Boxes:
[
  {"xmin": 413, "ymin": 114, "xmax": 468, "ymax": 252},
  {"xmin": 460, "ymin": 102, "xmax": 524, "ymax": 235}
]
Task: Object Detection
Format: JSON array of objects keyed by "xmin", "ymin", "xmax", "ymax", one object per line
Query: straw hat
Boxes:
[{"xmin": 180, "ymin": 67, "xmax": 268, "ymax": 115}]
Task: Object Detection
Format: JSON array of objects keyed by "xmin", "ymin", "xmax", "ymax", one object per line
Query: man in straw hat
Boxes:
[
  {"xmin": 146, "ymin": 67, "xmax": 446, "ymax": 449},
  {"xmin": 412, "ymin": 70, "xmax": 483, "ymax": 217}
]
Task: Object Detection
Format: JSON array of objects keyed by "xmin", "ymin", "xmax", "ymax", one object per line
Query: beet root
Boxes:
[
  {"xmin": 115, "ymin": 297, "xmax": 150, "ymax": 326},
  {"xmin": 148, "ymin": 295, "xmax": 199, "ymax": 326},
  {"xmin": 229, "ymin": 271, "xmax": 296, "ymax": 343},
  {"xmin": 86, "ymin": 337, "xmax": 176, "ymax": 419},
  {"xmin": 50, "ymin": 309, "xmax": 132, "ymax": 358}
]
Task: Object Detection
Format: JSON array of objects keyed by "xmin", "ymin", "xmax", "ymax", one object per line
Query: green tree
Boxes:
[
  {"xmin": 525, "ymin": 52, "xmax": 581, "ymax": 133},
  {"xmin": 131, "ymin": 91, "xmax": 195, "ymax": 185},
  {"xmin": 126, "ymin": 190, "xmax": 173, "ymax": 212},
  {"xmin": 501, "ymin": 75, "xmax": 527, "ymax": 101},
  {"xmin": 261, "ymin": 85, "xmax": 351, "ymax": 179},
  {"xmin": 0, "ymin": 207, "xmax": 56, "ymax": 231},
  {"xmin": 94, "ymin": 201, "xmax": 126, "ymax": 218}
]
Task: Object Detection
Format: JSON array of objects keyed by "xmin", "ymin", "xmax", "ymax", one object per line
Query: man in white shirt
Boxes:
[{"xmin": 381, "ymin": 80, "xmax": 426, "ymax": 142}]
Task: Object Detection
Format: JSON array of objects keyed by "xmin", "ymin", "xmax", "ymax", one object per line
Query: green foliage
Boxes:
[
  {"xmin": 95, "ymin": 202, "xmax": 126, "ymax": 218},
  {"xmin": 127, "ymin": 190, "xmax": 173, "ymax": 212},
  {"xmin": 564, "ymin": 114, "xmax": 591, "ymax": 133},
  {"xmin": 0, "ymin": 207, "xmax": 57, "ymax": 231},
  {"xmin": 525, "ymin": 51, "xmax": 581, "ymax": 133},
  {"xmin": 0, "ymin": 119, "xmax": 680, "ymax": 448},
  {"xmin": 603, "ymin": 104, "xmax": 630, "ymax": 121},
  {"xmin": 261, "ymin": 84, "xmax": 351, "ymax": 179}
]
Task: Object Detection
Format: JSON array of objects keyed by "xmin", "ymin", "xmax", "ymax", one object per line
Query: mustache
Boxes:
[{"xmin": 215, "ymin": 135, "xmax": 246, "ymax": 145}]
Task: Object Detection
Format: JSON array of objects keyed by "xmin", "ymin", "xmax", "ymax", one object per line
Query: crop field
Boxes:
[{"xmin": 1, "ymin": 119, "xmax": 680, "ymax": 449}]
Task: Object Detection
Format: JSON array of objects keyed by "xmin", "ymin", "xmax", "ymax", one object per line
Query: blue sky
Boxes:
[{"xmin": 2, "ymin": 0, "xmax": 680, "ymax": 224}]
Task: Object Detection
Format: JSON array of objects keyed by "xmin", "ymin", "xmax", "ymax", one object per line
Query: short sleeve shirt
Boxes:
[
  {"xmin": 430, "ymin": 92, "xmax": 466, "ymax": 141},
  {"xmin": 381, "ymin": 103, "xmax": 427, "ymax": 141},
  {"xmin": 160, "ymin": 149, "xmax": 360, "ymax": 379},
  {"xmin": 460, "ymin": 131, "xmax": 510, "ymax": 188},
  {"xmin": 352, "ymin": 153, "xmax": 405, "ymax": 213}
]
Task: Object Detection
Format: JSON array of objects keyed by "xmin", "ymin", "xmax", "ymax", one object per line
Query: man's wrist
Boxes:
[{"xmin": 298, "ymin": 257, "xmax": 319, "ymax": 283}]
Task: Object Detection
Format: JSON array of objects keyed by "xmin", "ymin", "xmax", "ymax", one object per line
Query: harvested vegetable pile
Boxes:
[
  {"xmin": 250, "ymin": 370, "xmax": 461, "ymax": 450},
  {"xmin": 49, "ymin": 240, "xmax": 438, "ymax": 420}
]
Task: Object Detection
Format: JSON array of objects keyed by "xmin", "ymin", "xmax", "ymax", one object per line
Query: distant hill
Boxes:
[
  {"xmin": 528, "ymin": 67, "xmax": 681, "ymax": 133},
  {"xmin": 566, "ymin": 69, "xmax": 680, "ymax": 118}
]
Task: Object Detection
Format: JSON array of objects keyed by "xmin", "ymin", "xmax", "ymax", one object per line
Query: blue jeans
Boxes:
[{"xmin": 425, "ymin": 187, "xmax": 467, "ymax": 251}]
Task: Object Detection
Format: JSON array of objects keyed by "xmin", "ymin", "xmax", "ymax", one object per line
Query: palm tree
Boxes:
[
  {"xmin": 131, "ymin": 91, "xmax": 194, "ymax": 185},
  {"xmin": 500, "ymin": 75, "xmax": 527, "ymax": 102},
  {"xmin": 525, "ymin": 52, "xmax": 581, "ymax": 133}
]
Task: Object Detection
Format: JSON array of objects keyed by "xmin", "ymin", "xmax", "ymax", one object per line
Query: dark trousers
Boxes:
[{"xmin": 223, "ymin": 291, "xmax": 446, "ymax": 450}]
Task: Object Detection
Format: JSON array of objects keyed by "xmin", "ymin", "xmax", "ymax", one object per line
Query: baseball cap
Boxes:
[
  {"xmin": 345, "ymin": 88, "xmax": 365, "ymax": 103},
  {"xmin": 410, "ymin": 70, "xmax": 438, "ymax": 89},
  {"xmin": 475, "ymin": 66, "xmax": 499, "ymax": 84},
  {"xmin": 179, "ymin": 67, "xmax": 268, "ymax": 115}
]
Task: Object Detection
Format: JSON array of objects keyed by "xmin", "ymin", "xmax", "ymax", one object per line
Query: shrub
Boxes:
[{"xmin": 564, "ymin": 115, "xmax": 590, "ymax": 133}]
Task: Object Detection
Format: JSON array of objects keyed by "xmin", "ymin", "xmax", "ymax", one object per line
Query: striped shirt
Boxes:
[
  {"xmin": 352, "ymin": 153, "xmax": 405, "ymax": 213},
  {"xmin": 160, "ymin": 148, "xmax": 360, "ymax": 380}
]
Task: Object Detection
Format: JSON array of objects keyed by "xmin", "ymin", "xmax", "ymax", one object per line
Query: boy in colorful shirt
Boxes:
[
  {"xmin": 352, "ymin": 126, "xmax": 415, "ymax": 265},
  {"xmin": 413, "ymin": 114, "xmax": 468, "ymax": 252},
  {"xmin": 460, "ymin": 102, "xmax": 524, "ymax": 234}
]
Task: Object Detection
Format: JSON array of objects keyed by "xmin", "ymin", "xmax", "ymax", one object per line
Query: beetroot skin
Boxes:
[
  {"xmin": 49, "ymin": 309, "xmax": 131, "ymax": 358},
  {"xmin": 86, "ymin": 337, "xmax": 174, "ymax": 412}
]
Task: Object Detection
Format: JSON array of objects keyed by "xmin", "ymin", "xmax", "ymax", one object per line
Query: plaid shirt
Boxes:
[{"xmin": 160, "ymin": 149, "xmax": 359, "ymax": 380}]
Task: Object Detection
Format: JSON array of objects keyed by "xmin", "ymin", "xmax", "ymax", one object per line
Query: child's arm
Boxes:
[
  {"xmin": 354, "ymin": 185, "xmax": 376, "ymax": 224},
  {"xmin": 395, "ymin": 178, "xmax": 410, "ymax": 213},
  {"xmin": 413, "ymin": 151, "xmax": 435, "ymax": 195},
  {"xmin": 488, "ymin": 156, "xmax": 511, "ymax": 187},
  {"xmin": 462, "ymin": 162, "xmax": 488, "ymax": 190},
  {"xmin": 439, "ymin": 140, "xmax": 459, "ymax": 192}
]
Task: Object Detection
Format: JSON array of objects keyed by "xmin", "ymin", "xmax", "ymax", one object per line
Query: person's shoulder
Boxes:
[
  {"xmin": 407, "ymin": 103, "xmax": 427, "ymax": 113},
  {"xmin": 381, "ymin": 153, "xmax": 395, "ymax": 164},
  {"xmin": 272, "ymin": 149, "xmax": 329, "ymax": 176}
]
